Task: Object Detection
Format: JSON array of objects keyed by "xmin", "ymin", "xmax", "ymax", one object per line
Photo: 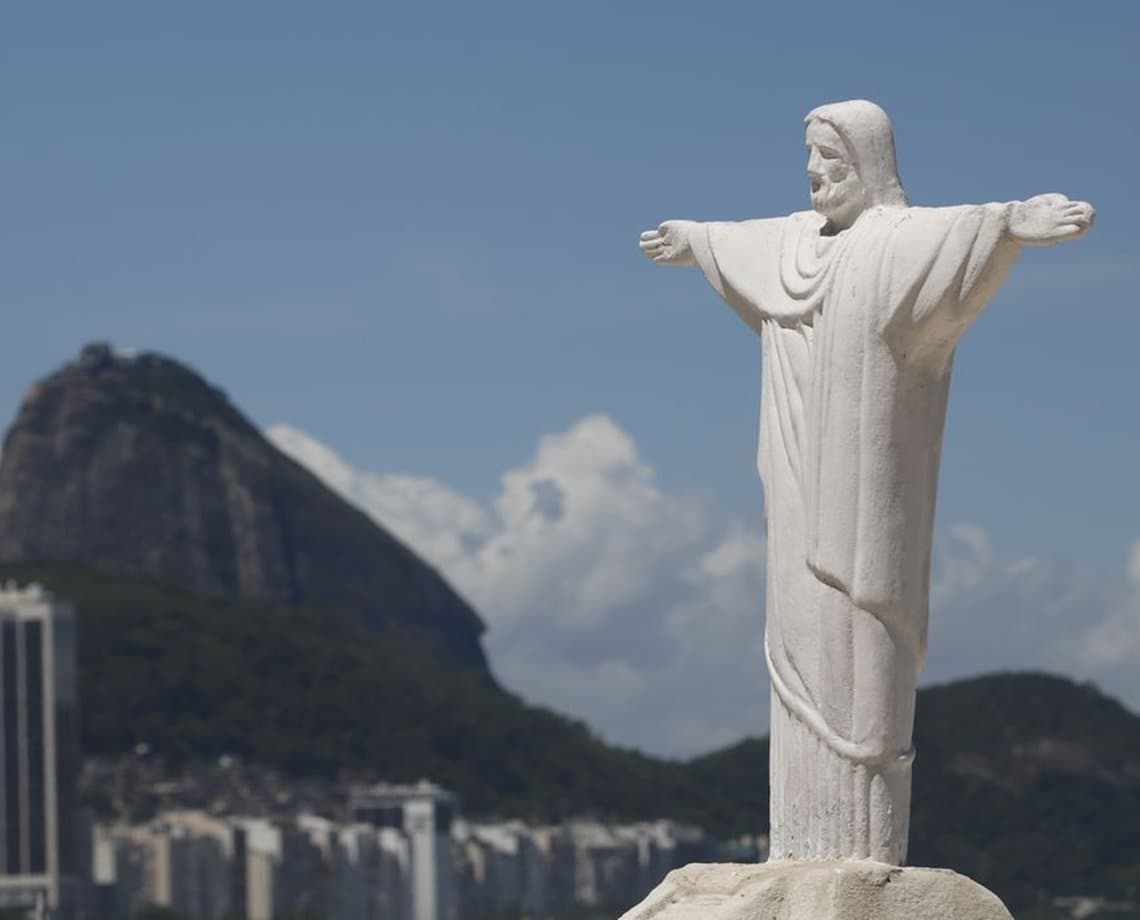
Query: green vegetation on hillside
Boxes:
[
  {"xmin": 0, "ymin": 562, "xmax": 755, "ymax": 830},
  {"xmin": 909, "ymin": 674, "xmax": 1140, "ymax": 912}
]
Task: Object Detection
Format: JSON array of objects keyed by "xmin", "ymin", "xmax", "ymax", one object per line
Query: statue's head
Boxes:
[{"xmin": 804, "ymin": 99, "xmax": 908, "ymax": 231}]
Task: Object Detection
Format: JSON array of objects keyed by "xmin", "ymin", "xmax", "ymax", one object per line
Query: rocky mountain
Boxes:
[{"xmin": 0, "ymin": 344, "xmax": 486, "ymax": 667}]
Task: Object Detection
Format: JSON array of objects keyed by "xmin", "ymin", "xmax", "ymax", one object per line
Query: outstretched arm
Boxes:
[
  {"xmin": 638, "ymin": 220, "xmax": 702, "ymax": 266},
  {"xmin": 1007, "ymin": 193, "xmax": 1095, "ymax": 247},
  {"xmin": 637, "ymin": 215, "xmax": 793, "ymax": 336},
  {"xmin": 884, "ymin": 194, "xmax": 1095, "ymax": 362}
]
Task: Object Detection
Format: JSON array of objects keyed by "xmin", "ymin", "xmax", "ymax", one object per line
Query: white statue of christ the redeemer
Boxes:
[{"xmin": 638, "ymin": 100, "xmax": 1094, "ymax": 867}]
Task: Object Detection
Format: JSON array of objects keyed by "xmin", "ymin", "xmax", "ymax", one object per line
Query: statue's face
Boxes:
[{"xmin": 805, "ymin": 120, "xmax": 867, "ymax": 231}]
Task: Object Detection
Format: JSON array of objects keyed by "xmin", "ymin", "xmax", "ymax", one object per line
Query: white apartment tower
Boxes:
[
  {"xmin": 0, "ymin": 583, "xmax": 81, "ymax": 918},
  {"xmin": 349, "ymin": 781, "xmax": 455, "ymax": 920}
]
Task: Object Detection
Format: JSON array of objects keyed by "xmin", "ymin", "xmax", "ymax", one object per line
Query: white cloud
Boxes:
[
  {"xmin": 267, "ymin": 419, "xmax": 1140, "ymax": 758},
  {"xmin": 268, "ymin": 416, "xmax": 767, "ymax": 756},
  {"xmin": 1072, "ymin": 540, "xmax": 1140, "ymax": 675},
  {"xmin": 268, "ymin": 424, "xmax": 493, "ymax": 570},
  {"xmin": 926, "ymin": 525, "xmax": 1140, "ymax": 712}
]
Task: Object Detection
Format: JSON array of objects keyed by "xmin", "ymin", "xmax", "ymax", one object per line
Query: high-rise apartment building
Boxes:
[
  {"xmin": 0, "ymin": 583, "xmax": 81, "ymax": 917},
  {"xmin": 350, "ymin": 781, "xmax": 455, "ymax": 920}
]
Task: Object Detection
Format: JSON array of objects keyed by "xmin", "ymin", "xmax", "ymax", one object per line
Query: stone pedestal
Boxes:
[{"xmin": 619, "ymin": 861, "xmax": 1014, "ymax": 920}]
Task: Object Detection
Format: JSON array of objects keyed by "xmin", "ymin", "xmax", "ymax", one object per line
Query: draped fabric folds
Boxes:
[{"xmin": 692, "ymin": 203, "xmax": 1019, "ymax": 864}]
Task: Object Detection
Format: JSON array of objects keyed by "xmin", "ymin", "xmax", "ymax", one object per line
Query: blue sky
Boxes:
[{"xmin": 3, "ymin": 3, "xmax": 1138, "ymax": 754}]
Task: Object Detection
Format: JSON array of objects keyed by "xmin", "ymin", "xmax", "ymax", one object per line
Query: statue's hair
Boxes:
[{"xmin": 805, "ymin": 100, "xmax": 909, "ymax": 208}]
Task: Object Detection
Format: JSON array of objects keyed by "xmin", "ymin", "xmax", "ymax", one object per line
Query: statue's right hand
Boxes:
[{"xmin": 638, "ymin": 220, "xmax": 699, "ymax": 267}]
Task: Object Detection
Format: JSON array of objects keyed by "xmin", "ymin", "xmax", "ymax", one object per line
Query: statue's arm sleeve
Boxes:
[
  {"xmin": 881, "ymin": 204, "xmax": 1020, "ymax": 358},
  {"xmin": 690, "ymin": 219, "xmax": 784, "ymax": 337}
]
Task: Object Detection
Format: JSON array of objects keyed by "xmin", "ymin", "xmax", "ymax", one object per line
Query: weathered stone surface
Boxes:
[
  {"xmin": 620, "ymin": 861, "xmax": 1014, "ymax": 920},
  {"xmin": 0, "ymin": 343, "xmax": 487, "ymax": 667}
]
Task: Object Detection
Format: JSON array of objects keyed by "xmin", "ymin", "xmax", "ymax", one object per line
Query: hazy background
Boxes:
[{"xmin": 2, "ymin": 1, "xmax": 1137, "ymax": 756}]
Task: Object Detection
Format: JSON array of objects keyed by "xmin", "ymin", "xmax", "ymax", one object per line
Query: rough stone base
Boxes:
[{"xmin": 619, "ymin": 861, "xmax": 1014, "ymax": 920}]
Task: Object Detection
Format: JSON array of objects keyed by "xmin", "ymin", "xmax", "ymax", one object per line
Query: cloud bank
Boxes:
[{"xmin": 267, "ymin": 418, "xmax": 1140, "ymax": 758}]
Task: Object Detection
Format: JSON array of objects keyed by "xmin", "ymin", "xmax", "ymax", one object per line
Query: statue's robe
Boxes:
[{"xmin": 691, "ymin": 204, "xmax": 1019, "ymax": 864}]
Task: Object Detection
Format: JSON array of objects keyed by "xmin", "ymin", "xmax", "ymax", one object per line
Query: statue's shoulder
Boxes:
[
  {"xmin": 717, "ymin": 213, "xmax": 804, "ymax": 229},
  {"xmin": 787, "ymin": 210, "xmax": 822, "ymax": 227},
  {"xmin": 883, "ymin": 203, "xmax": 990, "ymax": 225},
  {"xmin": 863, "ymin": 204, "xmax": 915, "ymax": 226},
  {"xmin": 874, "ymin": 204, "xmax": 1005, "ymax": 248},
  {"xmin": 862, "ymin": 205, "xmax": 957, "ymax": 243},
  {"xmin": 772, "ymin": 210, "xmax": 825, "ymax": 239},
  {"xmin": 705, "ymin": 215, "xmax": 798, "ymax": 247}
]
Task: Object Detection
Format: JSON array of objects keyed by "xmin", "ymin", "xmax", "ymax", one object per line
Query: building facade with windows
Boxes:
[
  {"xmin": 350, "ymin": 781, "xmax": 455, "ymax": 920},
  {"xmin": 0, "ymin": 583, "xmax": 81, "ymax": 917}
]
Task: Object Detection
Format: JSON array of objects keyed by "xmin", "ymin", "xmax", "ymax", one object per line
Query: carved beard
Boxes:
[{"xmin": 810, "ymin": 169, "xmax": 868, "ymax": 229}]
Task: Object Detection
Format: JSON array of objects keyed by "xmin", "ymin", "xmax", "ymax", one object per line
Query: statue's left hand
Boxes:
[{"xmin": 1008, "ymin": 193, "xmax": 1095, "ymax": 246}]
